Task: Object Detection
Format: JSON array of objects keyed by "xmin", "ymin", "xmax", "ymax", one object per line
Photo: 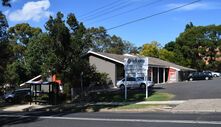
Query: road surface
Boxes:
[{"xmin": 1, "ymin": 111, "xmax": 221, "ymax": 127}]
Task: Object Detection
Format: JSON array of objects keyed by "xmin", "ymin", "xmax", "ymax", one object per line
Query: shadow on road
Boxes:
[{"xmin": 0, "ymin": 116, "xmax": 40, "ymax": 126}]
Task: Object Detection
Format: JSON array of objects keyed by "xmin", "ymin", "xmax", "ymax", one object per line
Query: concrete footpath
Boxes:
[
  {"xmin": 172, "ymin": 99, "xmax": 221, "ymax": 113},
  {"xmin": 1, "ymin": 99, "xmax": 221, "ymax": 113},
  {"xmin": 1, "ymin": 104, "xmax": 51, "ymax": 112}
]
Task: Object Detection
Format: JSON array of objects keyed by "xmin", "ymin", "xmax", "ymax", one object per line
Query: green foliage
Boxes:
[
  {"xmin": 166, "ymin": 23, "xmax": 221, "ymax": 71},
  {"xmin": 2, "ymin": 0, "xmax": 10, "ymax": 7},
  {"xmin": 0, "ymin": 12, "xmax": 11, "ymax": 84},
  {"xmin": 0, "ymin": 11, "xmax": 8, "ymax": 41},
  {"xmin": 4, "ymin": 61, "xmax": 28, "ymax": 85},
  {"xmin": 25, "ymin": 33, "xmax": 55, "ymax": 77},
  {"xmin": 106, "ymin": 35, "xmax": 125, "ymax": 54},
  {"xmin": 140, "ymin": 41, "xmax": 160, "ymax": 58},
  {"xmin": 140, "ymin": 41, "xmax": 175, "ymax": 62},
  {"xmin": 87, "ymin": 27, "xmax": 137, "ymax": 54},
  {"xmin": 8, "ymin": 23, "xmax": 42, "ymax": 45},
  {"xmin": 87, "ymin": 27, "xmax": 111, "ymax": 52},
  {"xmin": 159, "ymin": 49, "xmax": 175, "ymax": 62}
]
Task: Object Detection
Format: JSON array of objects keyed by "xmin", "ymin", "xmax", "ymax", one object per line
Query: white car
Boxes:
[
  {"xmin": 116, "ymin": 77, "xmax": 154, "ymax": 89},
  {"xmin": 211, "ymin": 71, "xmax": 221, "ymax": 77}
]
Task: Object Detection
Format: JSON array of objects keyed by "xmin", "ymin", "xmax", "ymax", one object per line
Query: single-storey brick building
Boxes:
[{"xmin": 86, "ymin": 51, "xmax": 195, "ymax": 87}]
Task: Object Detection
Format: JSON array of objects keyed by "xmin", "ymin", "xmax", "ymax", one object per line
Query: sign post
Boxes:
[{"xmin": 124, "ymin": 57, "xmax": 148, "ymax": 100}]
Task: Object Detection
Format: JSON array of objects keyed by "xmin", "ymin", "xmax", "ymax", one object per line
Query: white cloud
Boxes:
[
  {"xmin": 11, "ymin": 0, "xmax": 18, "ymax": 3},
  {"xmin": 8, "ymin": 0, "xmax": 52, "ymax": 22},
  {"xmin": 166, "ymin": 2, "xmax": 220, "ymax": 11}
]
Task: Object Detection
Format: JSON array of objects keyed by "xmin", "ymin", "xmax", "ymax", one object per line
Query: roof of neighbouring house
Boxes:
[{"xmin": 87, "ymin": 51, "xmax": 196, "ymax": 71}]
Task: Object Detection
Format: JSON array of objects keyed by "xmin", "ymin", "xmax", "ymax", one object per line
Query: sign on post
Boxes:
[{"xmin": 124, "ymin": 57, "xmax": 149, "ymax": 100}]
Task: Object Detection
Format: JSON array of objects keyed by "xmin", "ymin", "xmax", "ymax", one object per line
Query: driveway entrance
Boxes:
[{"xmin": 156, "ymin": 78, "xmax": 221, "ymax": 100}]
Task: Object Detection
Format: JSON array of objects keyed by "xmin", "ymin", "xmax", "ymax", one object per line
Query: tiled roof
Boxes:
[{"xmin": 88, "ymin": 51, "xmax": 195, "ymax": 71}]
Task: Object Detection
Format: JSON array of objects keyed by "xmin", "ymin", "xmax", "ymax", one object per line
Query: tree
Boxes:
[
  {"xmin": 140, "ymin": 41, "xmax": 176, "ymax": 63},
  {"xmin": 25, "ymin": 33, "xmax": 55, "ymax": 78},
  {"xmin": 8, "ymin": 23, "xmax": 42, "ymax": 61},
  {"xmin": 44, "ymin": 12, "xmax": 71, "ymax": 75},
  {"xmin": 166, "ymin": 23, "xmax": 221, "ymax": 71},
  {"xmin": 87, "ymin": 26, "xmax": 111, "ymax": 52},
  {"xmin": 87, "ymin": 27, "xmax": 137, "ymax": 54},
  {"xmin": 123, "ymin": 41, "xmax": 139, "ymax": 54},
  {"xmin": 140, "ymin": 41, "xmax": 160, "ymax": 58},
  {"xmin": 0, "ymin": 11, "xmax": 8, "ymax": 41},
  {"xmin": 185, "ymin": 22, "xmax": 194, "ymax": 30},
  {"xmin": 106, "ymin": 35, "xmax": 125, "ymax": 54},
  {"xmin": 159, "ymin": 49, "xmax": 175, "ymax": 62},
  {"xmin": 2, "ymin": 23, "xmax": 42, "ymax": 86},
  {"xmin": 4, "ymin": 61, "xmax": 28, "ymax": 85},
  {"xmin": 0, "ymin": 12, "xmax": 11, "ymax": 84},
  {"xmin": 2, "ymin": 0, "xmax": 10, "ymax": 7}
]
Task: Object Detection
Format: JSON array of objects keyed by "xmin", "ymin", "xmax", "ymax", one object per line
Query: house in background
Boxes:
[{"xmin": 86, "ymin": 51, "xmax": 195, "ymax": 87}]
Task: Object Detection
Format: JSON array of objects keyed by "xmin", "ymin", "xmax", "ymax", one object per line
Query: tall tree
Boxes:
[
  {"xmin": 8, "ymin": 23, "xmax": 42, "ymax": 60},
  {"xmin": 166, "ymin": 23, "xmax": 221, "ymax": 71},
  {"xmin": 106, "ymin": 35, "xmax": 125, "ymax": 54},
  {"xmin": 0, "ymin": 12, "xmax": 11, "ymax": 84},
  {"xmin": 0, "ymin": 11, "xmax": 8, "ymax": 41},
  {"xmin": 43, "ymin": 12, "xmax": 94, "ymax": 90},
  {"xmin": 45, "ymin": 12, "xmax": 71, "ymax": 75},
  {"xmin": 87, "ymin": 27, "xmax": 111, "ymax": 52},
  {"xmin": 87, "ymin": 27, "xmax": 137, "ymax": 54},
  {"xmin": 25, "ymin": 33, "xmax": 54, "ymax": 78}
]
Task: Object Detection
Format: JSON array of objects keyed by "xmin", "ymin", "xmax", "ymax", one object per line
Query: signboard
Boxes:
[
  {"xmin": 124, "ymin": 57, "xmax": 149, "ymax": 99},
  {"xmin": 124, "ymin": 57, "xmax": 148, "ymax": 75},
  {"xmin": 168, "ymin": 68, "xmax": 177, "ymax": 83}
]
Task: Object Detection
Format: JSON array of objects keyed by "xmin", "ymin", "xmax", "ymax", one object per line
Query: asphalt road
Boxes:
[
  {"xmin": 1, "ymin": 111, "xmax": 221, "ymax": 127},
  {"xmin": 156, "ymin": 77, "xmax": 221, "ymax": 100}
]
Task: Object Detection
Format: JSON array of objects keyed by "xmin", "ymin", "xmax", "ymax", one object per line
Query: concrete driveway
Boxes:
[{"xmin": 155, "ymin": 78, "xmax": 221, "ymax": 100}]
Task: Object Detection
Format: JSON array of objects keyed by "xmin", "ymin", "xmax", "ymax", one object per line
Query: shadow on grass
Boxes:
[
  {"xmin": 83, "ymin": 88, "xmax": 157, "ymax": 103},
  {"xmin": 0, "ymin": 86, "xmax": 166, "ymax": 126}
]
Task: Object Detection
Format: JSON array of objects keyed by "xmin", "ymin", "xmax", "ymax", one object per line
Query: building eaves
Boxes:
[{"xmin": 87, "ymin": 51, "xmax": 195, "ymax": 71}]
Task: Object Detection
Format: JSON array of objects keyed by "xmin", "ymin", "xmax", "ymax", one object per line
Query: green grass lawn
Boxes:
[
  {"xmin": 113, "ymin": 104, "xmax": 160, "ymax": 109},
  {"xmin": 146, "ymin": 92, "xmax": 175, "ymax": 101},
  {"xmin": 86, "ymin": 89, "xmax": 174, "ymax": 102}
]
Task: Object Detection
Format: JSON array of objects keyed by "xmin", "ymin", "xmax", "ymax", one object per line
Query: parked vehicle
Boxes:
[
  {"xmin": 211, "ymin": 71, "xmax": 221, "ymax": 77},
  {"xmin": 188, "ymin": 72, "xmax": 213, "ymax": 81},
  {"xmin": 3, "ymin": 88, "xmax": 31, "ymax": 103},
  {"xmin": 116, "ymin": 77, "xmax": 154, "ymax": 89}
]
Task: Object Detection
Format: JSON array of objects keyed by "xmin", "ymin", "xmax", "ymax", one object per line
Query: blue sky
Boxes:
[{"xmin": 0, "ymin": 0, "xmax": 221, "ymax": 47}]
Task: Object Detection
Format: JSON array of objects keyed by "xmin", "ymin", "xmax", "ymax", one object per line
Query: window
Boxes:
[{"xmin": 127, "ymin": 77, "xmax": 136, "ymax": 81}]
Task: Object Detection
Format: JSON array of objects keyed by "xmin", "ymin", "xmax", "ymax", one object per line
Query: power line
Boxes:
[
  {"xmin": 88, "ymin": 0, "xmax": 163, "ymax": 24},
  {"xmin": 107, "ymin": 0, "xmax": 201, "ymax": 31},
  {"xmin": 80, "ymin": 0, "xmax": 131, "ymax": 20},
  {"xmin": 83, "ymin": 1, "xmax": 134, "ymax": 21},
  {"xmin": 78, "ymin": 0, "xmax": 121, "ymax": 18}
]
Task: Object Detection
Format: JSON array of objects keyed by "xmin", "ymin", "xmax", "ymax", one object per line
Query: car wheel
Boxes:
[
  {"xmin": 205, "ymin": 77, "xmax": 209, "ymax": 80},
  {"xmin": 140, "ymin": 83, "xmax": 146, "ymax": 89},
  {"xmin": 214, "ymin": 74, "xmax": 217, "ymax": 77},
  {"xmin": 189, "ymin": 78, "xmax": 193, "ymax": 81},
  {"xmin": 120, "ymin": 84, "xmax": 125, "ymax": 90}
]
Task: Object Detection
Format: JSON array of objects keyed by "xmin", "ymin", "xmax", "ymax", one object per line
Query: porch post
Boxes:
[
  {"xmin": 163, "ymin": 68, "xmax": 166, "ymax": 83},
  {"xmin": 151, "ymin": 67, "xmax": 153, "ymax": 82},
  {"xmin": 157, "ymin": 67, "xmax": 159, "ymax": 84}
]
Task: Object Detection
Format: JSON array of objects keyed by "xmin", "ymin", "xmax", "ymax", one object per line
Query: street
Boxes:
[{"xmin": 1, "ymin": 111, "xmax": 221, "ymax": 127}]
